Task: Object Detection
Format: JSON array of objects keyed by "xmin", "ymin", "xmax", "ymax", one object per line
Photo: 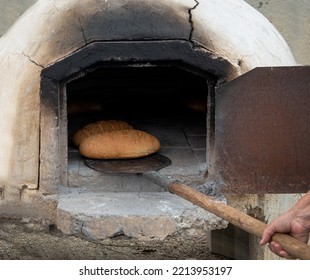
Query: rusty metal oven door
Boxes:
[{"xmin": 215, "ymin": 66, "xmax": 310, "ymax": 194}]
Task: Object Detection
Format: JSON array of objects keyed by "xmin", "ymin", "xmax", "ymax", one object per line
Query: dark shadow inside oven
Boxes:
[{"xmin": 66, "ymin": 64, "xmax": 210, "ymax": 191}]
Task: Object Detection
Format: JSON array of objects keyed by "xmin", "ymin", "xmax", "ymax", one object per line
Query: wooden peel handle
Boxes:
[{"xmin": 169, "ymin": 183, "xmax": 310, "ymax": 260}]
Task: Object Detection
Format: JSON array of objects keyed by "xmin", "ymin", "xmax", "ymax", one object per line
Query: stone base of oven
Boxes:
[{"xmin": 56, "ymin": 191, "xmax": 227, "ymax": 240}]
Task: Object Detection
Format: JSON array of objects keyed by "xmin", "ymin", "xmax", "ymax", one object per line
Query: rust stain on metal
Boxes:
[{"xmin": 215, "ymin": 66, "xmax": 310, "ymax": 194}]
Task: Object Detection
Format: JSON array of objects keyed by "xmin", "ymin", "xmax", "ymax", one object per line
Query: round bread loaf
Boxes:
[
  {"xmin": 79, "ymin": 129, "xmax": 161, "ymax": 159},
  {"xmin": 73, "ymin": 120, "xmax": 133, "ymax": 147}
]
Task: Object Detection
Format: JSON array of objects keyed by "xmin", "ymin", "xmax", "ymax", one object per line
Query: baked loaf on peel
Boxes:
[
  {"xmin": 73, "ymin": 120, "xmax": 132, "ymax": 147},
  {"xmin": 79, "ymin": 129, "xmax": 161, "ymax": 159}
]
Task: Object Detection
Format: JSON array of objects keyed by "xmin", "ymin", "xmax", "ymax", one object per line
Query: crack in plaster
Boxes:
[
  {"xmin": 186, "ymin": 1, "xmax": 230, "ymax": 66},
  {"xmin": 53, "ymin": 4, "xmax": 60, "ymax": 11},
  {"xmin": 76, "ymin": 14, "xmax": 87, "ymax": 46},
  {"xmin": 188, "ymin": 0, "xmax": 199, "ymax": 44},
  {"xmin": 186, "ymin": 1, "xmax": 242, "ymax": 77},
  {"xmin": 80, "ymin": 25, "xmax": 87, "ymax": 45},
  {"xmin": 22, "ymin": 52, "xmax": 44, "ymax": 69}
]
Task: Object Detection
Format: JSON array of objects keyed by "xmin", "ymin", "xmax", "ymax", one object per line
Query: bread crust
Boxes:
[
  {"xmin": 73, "ymin": 120, "xmax": 132, "ymax": 146},
  {"xmin": 79, "ymin": 129, "xmax": 161, "ymax": 159}
]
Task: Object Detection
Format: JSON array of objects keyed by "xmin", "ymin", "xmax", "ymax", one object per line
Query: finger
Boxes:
[
  {"xmin": 268, "ymin": 241, "xmax": 282, "ymax": 255},
  {"xmin": 260, "ymin": 234, "xmax": 271, "ymax": 245},
  {"xmin": 260, "ymin": 228, "xmax": 276, "ymax": 245},
  {"xmin": 278, "ymin": 250, "xmax": 293, "ymax": 259},
  {"xmin": 268, "ymin": 242, "xmax": 293, "ymax": 259}
]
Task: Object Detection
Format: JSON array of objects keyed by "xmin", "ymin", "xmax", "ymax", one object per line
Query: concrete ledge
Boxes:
[{"xmin": 57, "ymin": 191, "xmax": 227, "ymax": 240}]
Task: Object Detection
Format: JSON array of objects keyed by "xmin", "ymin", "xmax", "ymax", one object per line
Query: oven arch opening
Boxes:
[{"xmin": 39, "ymin": 41, "xmax": 219, "ymax": 195}]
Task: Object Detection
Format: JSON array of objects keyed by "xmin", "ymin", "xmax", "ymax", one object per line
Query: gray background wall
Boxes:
[
  {"xmin": 0, "ymin": 0, "xmax": 309, "ymax": 64},
  {"xmin": 0, "ymin": 0, "xmax": 36, "ymax": 34},
  {"xmin": 245, "ymin": 0, "xmax": 309, "ymax": 65}
]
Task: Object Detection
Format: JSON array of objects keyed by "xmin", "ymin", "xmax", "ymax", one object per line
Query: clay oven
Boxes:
[{"xmin": 0, "ymin": 0, "xmax": 299, "ymax": 239}]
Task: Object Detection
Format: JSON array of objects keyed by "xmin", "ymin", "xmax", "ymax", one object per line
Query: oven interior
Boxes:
[{"xmin": 65, "ymin": 64, "xmax": 211, "ymax": 191}]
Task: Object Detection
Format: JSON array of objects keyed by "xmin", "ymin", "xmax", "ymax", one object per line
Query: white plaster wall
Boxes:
[
  {"xmin": 191, "ymin": 0, "xmax": 296, "ymax": 72},
  {"xmin": 244, "ymin": 0, "xmax": 310, "ymax": 65},
  {"xmin": 1, "ymin": 0, "xmax": 308, "ymax": 64}
]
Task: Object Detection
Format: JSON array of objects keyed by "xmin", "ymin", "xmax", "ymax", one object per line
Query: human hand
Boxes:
[{"xmin": 260, "ymin": 194, "xmax": 310, "ymax": 259}]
